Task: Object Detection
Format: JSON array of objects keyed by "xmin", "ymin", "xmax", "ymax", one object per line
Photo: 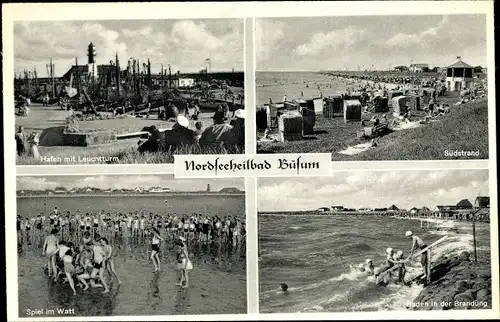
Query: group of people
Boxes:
[
  {"xmin": 15, "ymin": 126, "xmax": 40, "ymax": 158},
  {"xmin": 17, "ymin": 208, "xmax": 246, "ymax": 253},
  {"xmin": 138, "ymin": 106, "xmax": 245, "ymax": 154},
  {"xmin": 17, "ymin": 206, "xmax": 246, "ymax": 295},
  {"xmin": 357, "ymin": 231, "xmax": 428, "ymax": 285}
]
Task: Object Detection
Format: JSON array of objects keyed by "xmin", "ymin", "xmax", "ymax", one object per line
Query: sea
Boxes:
[
  {"xmin": 258, "ymin": 213, "xmax": 490, "ymax": 313},
  {"xmin": 17, "ymin": 195, "xmax": 247, "ymax": 316},
  {"xmin": 256, "ymin": 71, "xmax": 351, "ymax": 106},
  {"xmin": 17, "ymin": 194, "xmax": 245, "ymax": 219}
]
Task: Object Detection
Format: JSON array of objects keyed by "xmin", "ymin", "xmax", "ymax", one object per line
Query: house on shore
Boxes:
[
  {"xmin": 446, "ymin": 58, "xmax": 474, "ymax": 92},
  {"xmin": 474, "ymin": 196, "xmax": 490, "ymax": 208},
  {"xmin": 456, "ymin": 199, "xmax": 473, "ymax": 209},
  {"xmin": 409, "ymin": 63, "xmax": 429, "ymax": 73}
]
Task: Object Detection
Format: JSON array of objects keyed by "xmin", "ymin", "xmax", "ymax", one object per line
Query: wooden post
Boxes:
[
  {"xmin": 472, "ymin": 214, "xmax": 477, "ymax": 262},
  {"xmin": 115, "ymin": 53, "xmax": 120, "ymax": 99},
  {"xmin": 426, "ymin": 248, "xmax": 431, "ymax": 284}
]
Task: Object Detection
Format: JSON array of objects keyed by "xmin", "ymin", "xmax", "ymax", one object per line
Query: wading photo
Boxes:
[
  {"xmin": 255, "ymin": 15, "xmax": 488, "ymax": 161},
  {"xmin": 16, "ymin": 175, "xmax": 247, "ymax": 316},
  {"xmin": 14, "ymin": 19, "xmax": 245, "ymax": 165},
  {"xmin": 258, "ymin": 170, "xmax": 492, "ymax": 312}
]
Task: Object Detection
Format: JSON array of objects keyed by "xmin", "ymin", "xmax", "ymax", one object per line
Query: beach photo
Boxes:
[
  {"xmin": 258, "ymin": 170, "xmax": 492, "ymax": 312},
  {"xmin": 16, "ymin": 174, "xmax": 247, "ymax": 317},
  {"xmin": 255, "ymin": 15, "xmax": 488, "ymax": 161},
  {"xmin": 14, "ymin": 19, "xmax": 245, "ymax": 165}
]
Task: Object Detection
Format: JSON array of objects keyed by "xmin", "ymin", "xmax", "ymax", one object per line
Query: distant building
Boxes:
[
  {"xmin": 374, "ymin": 207, "xmax": 388, "ymax": 212},
  {"xmin": 446, "ymin": 58, "xmax": 474, "ymax": 92},
  {"xmin": 456, "ymin": 199, "xmax": 473, "ymax": 209},
  {"xmin": 393, "ymin": 65, "xmax": 409, "ymax": 72},
  {"xmin": 207, "ymin": 184, "xmax": 211, "ymax": 192},
  {"xmin": 149, "ymin": 187, "xmax": 171, "ymax": 193},
  {"xmin": 317, "ymin": 207, "xmax": 331, "ymax": 212},
  {"xmin": 419, "ymin": 206, "xmax": 431, "ymax": 214},
  {"xmin": 219, "ymin": 187, "xmax": 242, "ymax": 193},
  {"xmin": 134, "ymin": 187, "xmax": 144, "ymax": 193},
  {"xmin": 474, "ymin": 196, "xmax": 490, "ymax": 208},
  {"xmin": 331, "ymin": 206, "xmax": 344, "ymax": 211},
  {"xmin": 388, "ymin": 204, "xmax": 399, "ymax": 212},
  {"xmin": 433, "ymin": 205, "xmax": 457, "ymax": 218},
  {"xmin": 53, "ymin": 187, "xmax": 66, "ymax": 194},
  {"xmin": 410, "ymin": 207, "xmax": 419, "ymax": 214},
  {"xmin": 409, "ymin": 63, "xmax": 429, "ymax": 72}
]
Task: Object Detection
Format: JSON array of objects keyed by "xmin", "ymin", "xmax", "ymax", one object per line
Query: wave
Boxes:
[
  {"xmin": 338, "ymin": 242, "xmax": 374, "ymax": 253},
  {"xmin": 260, "ymin": 265, "xmax": 366, "ymax": 300}
]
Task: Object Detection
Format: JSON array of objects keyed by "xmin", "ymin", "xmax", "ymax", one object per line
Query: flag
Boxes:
[{"xmin": 205, "ymin": 58, "xmax": 210, "ymax": 62}]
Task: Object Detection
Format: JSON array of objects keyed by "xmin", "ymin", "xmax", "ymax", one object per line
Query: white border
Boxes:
[{"xmin": 3, "ymin": 1, "xmax": 498, "ymax": 321}]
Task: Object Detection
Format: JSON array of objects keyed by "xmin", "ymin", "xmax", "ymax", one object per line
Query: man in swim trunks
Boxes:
[
  {"xmin": 406, "ymin": 231, "xmax": 428, "ymax": 279},
  {"xmin": 92, "ymin": 241, "xmax": 110, "ymax": 293}
]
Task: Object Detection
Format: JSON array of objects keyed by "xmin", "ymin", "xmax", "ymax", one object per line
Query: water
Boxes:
[
  {"xmin": 17, "ymin": 195, "xmax": 245, "ymax": 219},
  {"xmin": 258, "ymin": 214, "xmax": 490, "ymax": 313},
  {"xmin": 17, "ymin": 195, "xmax": 247, "ymax": 316},
  {"xmin": 256, "ymin": 71, "xmax": 350, "ymax": 105}
]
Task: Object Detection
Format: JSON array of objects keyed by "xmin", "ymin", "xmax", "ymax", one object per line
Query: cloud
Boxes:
[
  {"xmin": 385, "ymin": 16, "xmax": 449, "ymax": 47},
  {"xmin": 256, "ymin": 19, "xmax": 285, "ymax": 63},
  {"xmin": 14, "ymin": 19, "xmax": 243, "ymax": 76},
  {"xmin": 17, "ymin": 175, "xmax": 244, "ymax": 192},
  {"xmin": 293, "ymin": 26, "xmax": 366, "ymax": 56},
  {"xmin": 258, "ymin": 170, "xmax": 489, "ymax": 212}
]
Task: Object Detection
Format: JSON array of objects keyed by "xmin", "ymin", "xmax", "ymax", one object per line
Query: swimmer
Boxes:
[
  {"xmin": 176, "ymin": 236, "xmax": 193, "ymax": 288},
  {"xmin": 92, "ymin": 241, "xmax": 110, "ymax": 293},
  {"xmin": 42, "ymin": 228, "xmax": 59, "ymax": 279},
  {"xmin": 280, "ymin": 283, "xmax": 289, "ymax": 292},
  {"xmin": 364, "ymin": 259, "xmax": 375, "ymax": 275},
  {"xmin": 406, "ymin": 231, "xmax": 428, "ymax": 279},
  {"xmin": 150, "ymin": 228, "xmax": 163, "ymax": 271},
  {"xmin": 100, "ymin": 237, "xmax": 121, "ymax": 284}
]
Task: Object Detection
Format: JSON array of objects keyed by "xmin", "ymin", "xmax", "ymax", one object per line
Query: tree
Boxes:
[{"xmin": 473, "ymin": 66, "xmax": 483, "ymax": 73}]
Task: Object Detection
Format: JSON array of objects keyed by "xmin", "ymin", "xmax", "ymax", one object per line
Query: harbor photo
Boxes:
[
  {"xmin": 14, "ymin": 19, "xmax": 245, "ymax": 165},
  {"xmin": 255, "ymin": 15, "xmax": 488, "ymax": 160},
  {"xmin": 16, "ymin": 175, "xmax": 247, "ymax": 316},
  {"xmin": 258, "ymin": 170, "xmax": 492, "ymax": 312}
]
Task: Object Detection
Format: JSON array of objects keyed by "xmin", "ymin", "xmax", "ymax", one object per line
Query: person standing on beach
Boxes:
[
  {"xmin": 406, "ymin": 231, "xmax": 428, "ymax": 279},
  {"xmin": 176, "ymin": 236, "xmax": 193, "ymax": 288},
  {"xmin": 15, "ymin": 126, "xmax": 27, "ymax": 156},
  {"xmin": 42, "ymin": 229, "xmax": 59, "ymax": 279},
  {"xmin": 150, "ymin": 228, "xmax": 163, "ymax": 272}
]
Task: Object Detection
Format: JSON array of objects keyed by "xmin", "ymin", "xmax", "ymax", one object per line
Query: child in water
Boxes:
[{"xmin": 176, "ymin": 236, "xmax": 193, "ymax": 288}]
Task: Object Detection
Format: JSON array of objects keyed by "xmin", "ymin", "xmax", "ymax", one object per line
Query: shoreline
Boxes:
[
  {"xmin": 17, "ymin": 192, "xmax": 245, "ymax": 198},
  {"xmin": 257, "ymin": 211, "xmax": 490, "ymax": 225},
  {"xmin": 409, "ymin": 251, "xmax": 492, "ymax": 311}
]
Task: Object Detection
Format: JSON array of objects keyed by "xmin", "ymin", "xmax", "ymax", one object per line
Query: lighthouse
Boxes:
[
  {"xmin": 446, "ymin": 57, "xmax": 474, "ymax": 92},
  {"xmin": 87, "ymin": 42, "xmax": 97, "ymax": 79}
]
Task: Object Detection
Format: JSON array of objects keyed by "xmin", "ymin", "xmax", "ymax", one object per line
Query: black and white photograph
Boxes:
[
  {"xmin": 16, "ymin": 175, "xmax": 247, "ymax": 316},
  {"xmin": 14, "ymin": 19, "xmax": 245, "ymax": 165},
  {"xmin": 258, "ymin": 170, "xmax": 492, "ymax": 312},
  {"xmin": 255, "ymin": 15, "xmax": 488, "ymax": 161}
]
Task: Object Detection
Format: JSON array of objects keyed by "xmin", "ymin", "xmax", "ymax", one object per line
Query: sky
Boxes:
[
  {"xmin": 14, "ymin": 19, "xmax": 243, "ymax": 77},
  {"xmin": 256, "ymin": 15, "xmax": 487, "ymax": 71},
  {"xmin": 17, "ymin": 175, "xmax": 244, "ymax": 192},
  {"xmin": 258, "ymin": 170, "xmax": 489, "ymax": 212}
]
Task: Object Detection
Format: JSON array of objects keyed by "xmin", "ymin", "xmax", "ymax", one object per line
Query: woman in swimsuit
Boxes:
[
  {"xmin": 63, "ymin": 248, "xmax": 77, "ymax": 295},
  {"xmin": 42, "ymin": 228, "xmax": 59, "ymax": 279},
  {"xmin": 100, "ymin": 237, "xmax": 121, "ymax": 284},
  {"xmin": 176, "ymin": 236, "xmax": 193, "ymax": 288},
  {"xmin": 150, "ymin": 228, "xmax": 163, "ymax": 271}
]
